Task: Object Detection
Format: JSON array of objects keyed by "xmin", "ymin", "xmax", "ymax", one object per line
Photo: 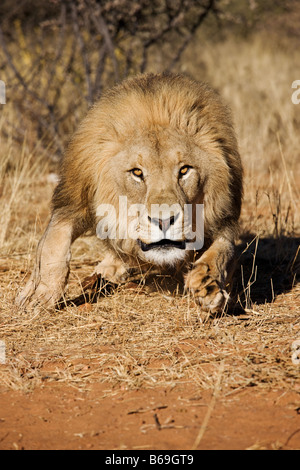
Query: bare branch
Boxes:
[
  {"xmin": 0, "ymin": 0, "xmax": 222, "ymax": 157},
  {"xmin": 70, "ymin": 2, "xmax": 93, "ymax": 105},
  {"xmin": 169, "ymin": 0, "xmax": 216, "ymax": 70},
  {"xmin": 91, "ymin": 2, "xmax": 120, "ymax": 83},
  {"xmin": 42, "ymin": 3, "xmax": 67, "ymax": 106}
]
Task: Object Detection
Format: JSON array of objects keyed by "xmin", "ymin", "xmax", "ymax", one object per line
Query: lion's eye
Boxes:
[
  {"xmin": 131, "ymin": 168, "xmax": 143, "ymax": 179},
  {"xmin": 179, "ymin": 165, "xmax": 191, "ymax": 177}
]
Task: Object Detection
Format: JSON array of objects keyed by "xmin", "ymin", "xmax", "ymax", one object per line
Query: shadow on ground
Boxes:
[{"xmin": 234, "ymin": 234, "xmax": 300, "ymax": 306}]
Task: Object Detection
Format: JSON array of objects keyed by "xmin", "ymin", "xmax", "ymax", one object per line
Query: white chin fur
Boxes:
[{"xmin": 141, "ymin": 247, "xmax": 187, "ymax": 266}]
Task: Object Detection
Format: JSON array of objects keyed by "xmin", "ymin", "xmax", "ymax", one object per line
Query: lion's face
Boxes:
[{"xmin": 101, "ymin": 126, "xmax": 205, "ymax": 266}]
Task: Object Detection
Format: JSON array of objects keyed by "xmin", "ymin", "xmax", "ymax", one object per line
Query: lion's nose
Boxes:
[{"xmin": 148, "ymin": 214, "xmax": 178, "ymax": 234}]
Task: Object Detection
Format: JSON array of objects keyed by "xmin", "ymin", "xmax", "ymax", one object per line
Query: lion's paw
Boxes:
[
  {"xmin": 185, "ymin": 262, "xmax": 229, "ymax": 314},
  {"xmin": 15, "ymin": 279, "xmax": 63, "ymax": 310},
  {"xmin": 94, "ymin": 255, "xmax": 128, "ymax": 284}
]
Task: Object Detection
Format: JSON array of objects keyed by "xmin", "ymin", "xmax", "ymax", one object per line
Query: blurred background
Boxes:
[{"xmin": 0, "ymin": 0, "xmax": 299, "ymax": 162}]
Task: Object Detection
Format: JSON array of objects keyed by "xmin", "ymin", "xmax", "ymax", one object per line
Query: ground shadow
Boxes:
[
  {"xmin": 58, "ymin": 267, "xmax": 185, "ymax": 309},
  {"xmin": 233, "ymin": 234, "xmax": 300, "ymax": 306},
  {"xmin": 57, "ymin": 273, "xmax": 118, "ymax": 308}
]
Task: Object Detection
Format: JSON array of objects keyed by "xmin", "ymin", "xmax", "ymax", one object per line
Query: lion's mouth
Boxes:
[{"xmin": 137, "ymin": 239, "xmax": 186, "ymax": 252}]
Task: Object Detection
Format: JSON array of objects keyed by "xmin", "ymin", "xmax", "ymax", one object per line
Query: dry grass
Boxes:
[
  {"xmin": 0, "ymin": 33, "xmax": 299, "ymax": 396},
  {"xmin": 0, "ymin": 278, "xmax": 299, "ymax": 393}
]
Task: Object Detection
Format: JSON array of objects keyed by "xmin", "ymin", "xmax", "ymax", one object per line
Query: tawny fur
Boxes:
[{"xmin": 16, "ymin": 73, "xmax": 243, "ymax": 313}]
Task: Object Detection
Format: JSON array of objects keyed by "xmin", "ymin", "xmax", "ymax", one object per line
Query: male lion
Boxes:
[{"xmin": 16, "ymin": 73, "xmax": 243, "ymax": 313}]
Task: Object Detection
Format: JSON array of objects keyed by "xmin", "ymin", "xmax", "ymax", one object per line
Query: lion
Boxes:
[{"xmin": 16, "ymin": 72, "xmax": 243, "ymax": 313}]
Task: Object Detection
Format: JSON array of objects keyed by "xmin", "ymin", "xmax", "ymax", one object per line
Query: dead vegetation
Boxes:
[{"xmin": 0, "ymin": 283, "xmax": 299, "ymax": 394}]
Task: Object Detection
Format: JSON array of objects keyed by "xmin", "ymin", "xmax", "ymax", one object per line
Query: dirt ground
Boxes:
[{"xmin": 0, "ymin": 380, "xmax": 299, "ymax": 450}]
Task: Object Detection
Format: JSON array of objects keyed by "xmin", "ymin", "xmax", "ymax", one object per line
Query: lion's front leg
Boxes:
[
  {"xmin": 185, "ymin": 236, "xmax": 235, "ymax": 314},
  {"xmin": 16, "ymin": 215, "xmax": 73, "ymax": 309}
]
